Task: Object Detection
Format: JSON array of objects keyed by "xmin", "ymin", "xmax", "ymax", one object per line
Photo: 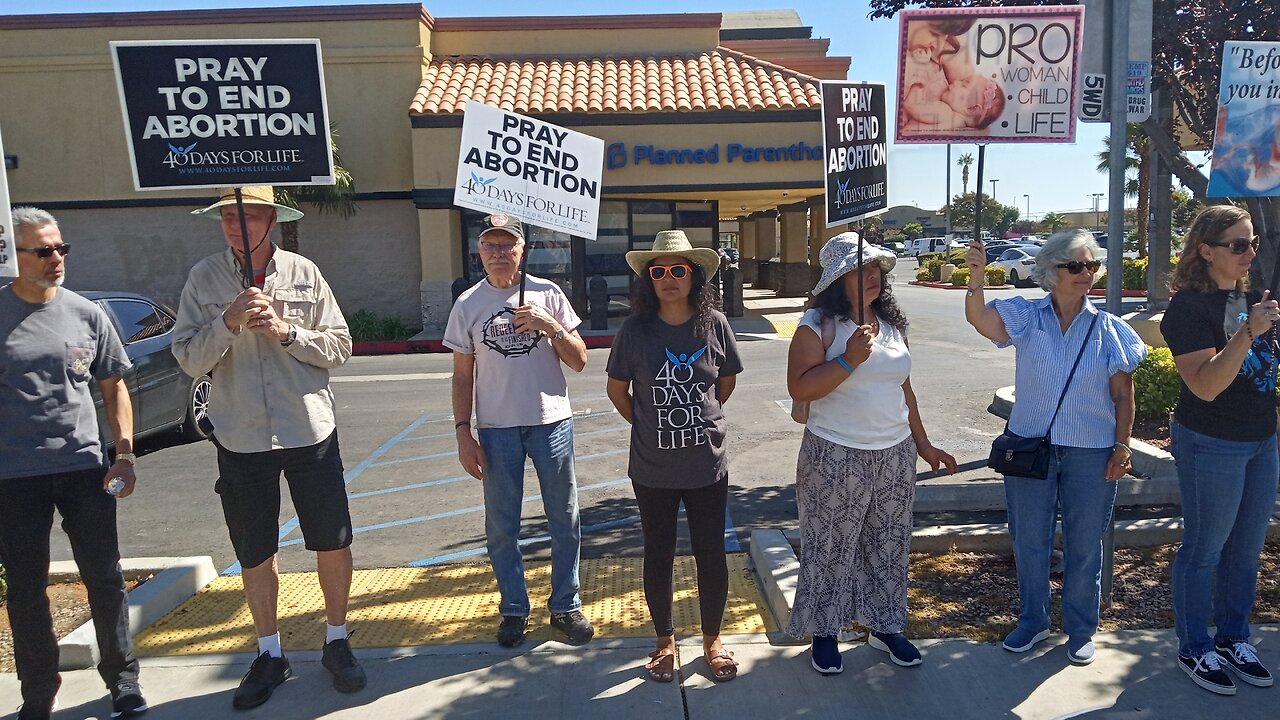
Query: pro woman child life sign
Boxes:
[
  {"xmin": 896, "ymin": 5, "xmax": 1085, "ymax": 144},
  {"xmin": 1208, "ymin": 41, "xmax": 1280, "ymax": 197},
  {"xmin": 454, "ymin": 100, "xmax": 604, "ymax": 238}
]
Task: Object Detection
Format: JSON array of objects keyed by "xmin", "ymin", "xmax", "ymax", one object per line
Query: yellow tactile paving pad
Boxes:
[
  {"xmin": 770, "ymin": 320, "xmax": 798, "ymax": 338},
  {"xmin": 134, "ymin": 554, "xmax": 773, "ymax": 656}
]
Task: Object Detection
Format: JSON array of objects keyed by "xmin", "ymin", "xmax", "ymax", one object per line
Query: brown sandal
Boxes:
[
  {"xmin": 645, "ymin": 649, "xmax": 676, "ymax": 682},
  {"xmin": 706, "ymin": 649, "xmax": 738, "ymax": 682}
]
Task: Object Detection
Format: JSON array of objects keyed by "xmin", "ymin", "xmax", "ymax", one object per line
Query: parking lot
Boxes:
[{"xmin": 68, "ymin": 272, "xmax": 1044, "ymax": 574}]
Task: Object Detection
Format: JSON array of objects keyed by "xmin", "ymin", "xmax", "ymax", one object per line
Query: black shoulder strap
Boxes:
[{"xmin": 1045, "ymin": 312, "xmax": 1099, "ymax": 441}]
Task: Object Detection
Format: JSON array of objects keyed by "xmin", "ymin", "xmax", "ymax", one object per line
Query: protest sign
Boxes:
[
  {"xmin": 111, "ymin": 39, "xmax": 335, "ymax": 191},
  {"xmin": 821, "ymin": 82, "xmax": 888, "ymax": 226},
  {"xmin": 896, "ymin": 5, "xmax": 1084, "ymax": 144},
  {"xmin": 0, "ymin": 125, "xmax": 13, "ymax": 279},
  {"xmin": 1207, "ymin": 41, "xmax": 1280, "ymax": 197},
  {"xmin": 453, "ymin": 100, "xmax": 604, "ymax": 239}
]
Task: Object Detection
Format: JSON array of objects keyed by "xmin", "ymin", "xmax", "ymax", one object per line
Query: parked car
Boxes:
[
  {"xmin": 989, "ymin": 246, "xmax": 1041, "ymax": 287},
  {"xmin": 877, "ymin": 240, "xmax": 906, "ymax": 256},
  {"xmin": 904, "ymin": 236, "xmax": 948, "ymax": 256},
  {"xmin": 84, "ymin": 291, "xmax": 210, "ymax": 446}
]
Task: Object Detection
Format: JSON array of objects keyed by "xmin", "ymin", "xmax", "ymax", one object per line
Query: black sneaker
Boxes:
[
  {"xmin": 1215, "ymin": 640, "xmax": 1274, "ymax": 687},
  {"xmin": 868, "ymin": 631, "xmax": 922, "ymax": 667},
  {"xmin": 16, "ymin": 697, "xmax": 57, "ymax": 720},
  {"xmin": 110, "ymin": 679, "xmax": 149, "ymax": 717},
  {"xmin": 549, "ymin": 610, "xmax": 595, "ymax": 644},
  {"xmin": 233, "ymin": 652, "xmax": 292, "ymax": 710},
  {"xmin": 1178, "ymin": 652, "xmax": 1237, "ymax": 696},
  {"xmin": 322, "ymin": 637, "xmax": 367, "ymax": 693},
  {"xmin": 497, "ymin": 615, "xmax": 529, "ymax": 647}
]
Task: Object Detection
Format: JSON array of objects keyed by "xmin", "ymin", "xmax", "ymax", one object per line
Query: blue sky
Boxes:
[{"xmin": 3, "ymin": 0, "xmax": 1180, "ymax": 220}]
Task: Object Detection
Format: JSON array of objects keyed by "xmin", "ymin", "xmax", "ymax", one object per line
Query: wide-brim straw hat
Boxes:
[
  {"xmin": 625, "ymin": 230, "xmax": 721, "ymax": 278},
  {"xmin": 190, "ymin": 185, "xmax": 304, "ymax": 223},
  {"xmin": 811, "ymin": 232, "xmax": 897, "ymax": 296}
]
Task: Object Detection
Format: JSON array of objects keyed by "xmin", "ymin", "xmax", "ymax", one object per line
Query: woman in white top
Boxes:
[{"xmin": 785, "ymin": 234, "xmax": 957, "ymax": 675}]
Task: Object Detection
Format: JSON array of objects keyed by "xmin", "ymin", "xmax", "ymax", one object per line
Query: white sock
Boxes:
[
  {"xmin": 257, "ymin": 632, "xmax": 282, "ymax": 658},
  {"xmin": 325, "ymin": 623, "xmax": 348, "ymax": 644}
]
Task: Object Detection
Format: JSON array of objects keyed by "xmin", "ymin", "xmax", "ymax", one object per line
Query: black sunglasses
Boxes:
[
  {"xmin": 1205, "ymin": 236, "xmax": 1260, "ymax": 255},
  {"xmin": 649, "ymin": 264, "xmax": 691, "ymax": 280},
  {"xmin": 1057, "ymin": 259, "xmax": 1102, "ymax": 274},
  {"xmin": 16, "ymin": 243, "xmax": 71, "ymax": 259}
]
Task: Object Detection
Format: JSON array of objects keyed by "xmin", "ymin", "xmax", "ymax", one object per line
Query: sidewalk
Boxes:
[{"xmin": 6, "ymin": 627, "xmax": 1277, "ymax": 718}]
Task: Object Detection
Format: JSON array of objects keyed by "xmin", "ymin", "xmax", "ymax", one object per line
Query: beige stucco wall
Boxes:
[
  {"xmin": 429, "ymin": 24, "xmax": 718, "ymax": 57},
  {"xmin": 0, "ymin": 17, "xmax": 423, "ymax": 202}
]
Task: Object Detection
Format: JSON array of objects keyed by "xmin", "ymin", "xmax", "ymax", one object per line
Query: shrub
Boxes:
[
  {"xmin": 951, "ymin": 267, "xmax": 970, "ymax": 286},
  {"xmin": 1133, "ymin": 346, "xmax": 1180, "ymax": 424},
  {"xmin": 1094, "ymin": 258, "xmax": 1150, "ymax": 291},
  {"xmin": 348, "ymin": 309, "xmax": 417, "ymax": 342},
  {"xmin": 916, "ymin": 267, "xmax": 933, "ymax": 282},
  {"xmin": 923, "ymin": 257, "xmax": 944, "ymax": 281},
  {"xmin": 985, "ymin": 266, "xmax": 1006, "ymax": 286}
]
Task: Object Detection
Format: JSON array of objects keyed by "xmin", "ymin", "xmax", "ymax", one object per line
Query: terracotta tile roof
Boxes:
[{"xmin": 410, "ymin": 47, "xmax": 822, "ymax": 115}]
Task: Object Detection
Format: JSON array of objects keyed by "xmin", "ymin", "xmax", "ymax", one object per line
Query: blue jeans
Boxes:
[
  {"xmin": 478, "ymin": 418, "xmax": 582, "ymax": 617},
  {"xmin": 1170, "ymin": 421, "xmax": 1278, "ymax": 657},
  {"xmin": 1005, "ymin": 445, "xmax": 1117, "ymax": 640}
]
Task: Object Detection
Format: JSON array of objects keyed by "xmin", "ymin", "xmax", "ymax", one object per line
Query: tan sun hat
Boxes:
[
  {"xmin": 190, "ymin": 186, "xmax": 304, "ymax": 223},
  {"xmin": 625, "ymin": 230, "xmax": 720, "ymax": 278}
]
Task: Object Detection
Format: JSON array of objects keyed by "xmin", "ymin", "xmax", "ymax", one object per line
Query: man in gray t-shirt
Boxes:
[
  {"xmin": 443, "ymin": 212, "xmax": 594, "ymax": 649},
  {"xmin": 0, "ymin": 207, "xmax": 147, "ymax": 718}
]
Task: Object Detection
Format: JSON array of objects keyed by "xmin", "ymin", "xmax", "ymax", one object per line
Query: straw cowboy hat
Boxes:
[
  {"xmin": 190, "ymin": 186, "xmax": 304, "ymax": 223},
  {"xmin": 625, "ymin": 230, "xmax": 721, "ymax": 278},
  {"xmin": 811, "ymin": 232, "xmax": 897, "ymax": 296}
]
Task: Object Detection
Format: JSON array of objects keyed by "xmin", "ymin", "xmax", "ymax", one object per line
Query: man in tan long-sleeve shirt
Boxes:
[{"xmin": 172, "ymin": 186, "xmax": 365, "ymax": 711}]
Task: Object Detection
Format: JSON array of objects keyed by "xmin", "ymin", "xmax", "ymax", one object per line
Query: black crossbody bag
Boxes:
[{"xmin": 988, "ymin": 313, "xmax": 1098, "ymax": 480}]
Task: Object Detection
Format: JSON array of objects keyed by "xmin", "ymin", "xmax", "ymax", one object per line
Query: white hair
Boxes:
[
  {"xmin": 11, "ymin": 206, "xmax": 59, "ymax": 238},
  {"xmin": 1031, "ymin": 229, "xmax": 1102, "ymax": 291}
]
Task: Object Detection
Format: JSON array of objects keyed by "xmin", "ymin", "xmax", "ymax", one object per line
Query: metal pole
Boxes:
[
  {"xmin": 233, "ymin": 188, "xmax": 254, "ymax": 288},
  {"xmin": 857, "ymin": 233, "xmax": 864, "ymax": 325},
  {"xmin": 1105, "ymin": 0, "xmax": 1129, "ymax": 315},
  {"xmin": 990, "ymin": 179, "xmax": 999, "ymax": 203},
  {"xmin": 974, "ymin": 145, "xmax": 986, "ymax": 244},
  {"xmin": 1024, "ymin": 194, "xmax": 1030, "ymax": 224}
]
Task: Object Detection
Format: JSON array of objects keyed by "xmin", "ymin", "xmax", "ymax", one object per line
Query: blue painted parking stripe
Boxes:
[
  {"xmin": 346, "ymin": 448, "xmax": 629, "ymax": 501},
  {"xmin": 368, "ymin": 449, "xmax": 458, "ymax": 468},
  {"xmin": 407, "ymin": 514, "xmax": 643, "ymax": 566},
  {"xmin": 400, "ymin": 408, "xmax": 616, "ymax": 442},
  {"xmin": 221, "ymin": 412, "xmax": 431, "ymax": 575},
  {"xmin": 723, "ymin": 504, "xmax": 741, "ymax": 552},
  {"xmin": 275, "ymin": 477, "xmax": 632, "ymax": 548}
]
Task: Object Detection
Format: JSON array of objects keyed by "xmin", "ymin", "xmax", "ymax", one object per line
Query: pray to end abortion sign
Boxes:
[{"xmin": 111, "ymin": 39, "xmax": 335, "ymax": 191}]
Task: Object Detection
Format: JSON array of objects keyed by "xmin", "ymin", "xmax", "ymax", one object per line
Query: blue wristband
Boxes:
[{"xmin": 835, "ymin": 355, "xmax": 854, "ymax": 373}]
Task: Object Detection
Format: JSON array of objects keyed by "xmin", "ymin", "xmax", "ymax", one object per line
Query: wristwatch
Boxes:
[
  {"xmin": 116, "ymin": 453, "xmax": 136, "ymax": 465},
  {"xmin": 551, "ymin": 327, "xmax": 567, "ymax": 342},
  {"xmin": 281, "ymin": 326, "xmax": 298, "ymax": 347}
]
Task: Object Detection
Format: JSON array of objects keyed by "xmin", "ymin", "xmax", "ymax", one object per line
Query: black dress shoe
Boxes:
[
  {"xmin": 233, "ymin": 652, "xmax": 292, "ymax": 710},
  {"xmin": 322, "ymin": 638, "xmax": 367, "ymax": 693}
]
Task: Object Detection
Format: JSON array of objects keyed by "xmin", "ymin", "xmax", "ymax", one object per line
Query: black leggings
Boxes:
[{"xmin": 631, "ymin": 474, "xmax": 730, "ymax": 637}]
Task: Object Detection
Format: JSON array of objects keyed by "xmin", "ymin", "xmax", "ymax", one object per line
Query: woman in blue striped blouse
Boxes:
[{"xmin": 964, "ymin": 229, "xmax": 1147, "ymax": 666}]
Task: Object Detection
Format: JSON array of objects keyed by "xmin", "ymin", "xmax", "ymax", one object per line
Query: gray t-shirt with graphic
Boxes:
[
  {"xmin": 607, "ymin": 311, "xmax": 742, "ymax": 489},
  {"xmin": 443, "ymin": 274, "xmax": 582, "ymax": 429},
  {"xmin": 0, "ymin": 286, "xmax": 131, "ymax": 480}
]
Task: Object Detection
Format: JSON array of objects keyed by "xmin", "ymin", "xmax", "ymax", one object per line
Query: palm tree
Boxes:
[
  {"xmin": 1097, "ymin": 123, "xmax": 1150, "ymax": 258},
  {"xmin": 275, "ymin": 125, "xmax": 357, "ymax": 253},
  {"xmin": 1040, "ymin": 212, "xmax": 1068, "ymax": 233},
  {"xmin": 957, "ymin": 152, "xmax": 974, "ymax": 195}
]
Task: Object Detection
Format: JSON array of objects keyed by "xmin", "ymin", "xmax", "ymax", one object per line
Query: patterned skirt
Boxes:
[{"xmin": 787, "ymin": 430, "xmax": 917, "ymax": 638}]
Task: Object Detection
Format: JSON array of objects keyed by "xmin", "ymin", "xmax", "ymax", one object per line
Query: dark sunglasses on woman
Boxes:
[
  {"xmin": 1204, "ymin": 235, "xmax": 1260, "ymax": 255},
  {"xmin": 1056, "ymin": 259, "xmax": 1103, "ymax": 274},
  {"xmin": 15, "ymin": 243, "xmax": 71, "ymax": 259},
  {"xmin": 649, "ymin": 264, "xmax": 691, "ymax": 280}
]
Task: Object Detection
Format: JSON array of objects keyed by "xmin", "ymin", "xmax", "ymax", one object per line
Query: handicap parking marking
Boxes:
[
  {"xmin": 724, "ymin": 505, "xmax": 741, "ymax": 552},
  {"xmin": 221, "ymin": 412, "xmax": 431, "ymax": 575}
]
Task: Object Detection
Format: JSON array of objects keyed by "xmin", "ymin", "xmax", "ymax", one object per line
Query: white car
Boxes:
[{"xmin": 989, "ymin": 246, "xmax": 1040, "ymax": 287}]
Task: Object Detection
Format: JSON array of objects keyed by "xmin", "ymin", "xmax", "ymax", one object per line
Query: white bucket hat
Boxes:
[
  {"xmin": 191, "ymin": 186, "xmax": 304, "ymax": 223},
  {"xmin": 625, "ymin": 230, "xmax": 721, "ymax": 278},
  {"xmin": 811, "ymin": 232, "xmax": 897, "ymax": 296}
]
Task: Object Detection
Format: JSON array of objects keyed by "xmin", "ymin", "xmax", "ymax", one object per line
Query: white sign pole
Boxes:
[{"xmin": 0, "ymin": 125, "xmax": 14, "ymax": 279}]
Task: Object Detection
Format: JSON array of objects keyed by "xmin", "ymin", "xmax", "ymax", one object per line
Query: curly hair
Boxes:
[
  {"xmin": 1171, "ymin": 204, "xmax": 1252, "ymax": 293},
  {"xmin": 629, "ymin": 261, "xmax": 722, "ymax": 338},
  {"xmin": 810, "ymin": 268, "xmax": 909, "ymax": 332}
]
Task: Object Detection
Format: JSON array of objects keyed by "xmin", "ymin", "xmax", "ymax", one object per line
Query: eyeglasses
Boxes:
[
  {"xmin": 15, "ymin": 243, "xmax": 71, "ymax": 259},
  {"xmin": 649, "ymin": 264, "xmax": 691, "ymax": 280},
  {"xmin": 1204, "ymin": 235, "xmax": 1260, "ymax": 255},
  {"xmin": 1056, "ymin": 259, "xmax": 1102, "ymax": 274},
  {"xmin": 479, "ymin": 241, "xmax": 520, "ymax": 255}
]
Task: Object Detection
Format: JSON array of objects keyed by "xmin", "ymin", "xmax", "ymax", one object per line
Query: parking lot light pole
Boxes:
[
  {"xmin": 1091, "ymin": 192, "xmax": 1104, "ymax": 230},
  {"xmin": 1023, "ymin": 194, "xmax": 1030, "ymax": 224},
  {"xmin": 989, "ymin": 179, "xmax": 999, "ymax": 203}
]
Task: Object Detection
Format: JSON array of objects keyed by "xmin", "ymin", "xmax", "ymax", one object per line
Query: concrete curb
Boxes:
[{"xmin": 55, "ymin": 556, "xmax": 217, "ymax": 671}]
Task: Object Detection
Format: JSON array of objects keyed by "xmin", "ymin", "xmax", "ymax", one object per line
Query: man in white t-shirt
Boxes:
[{"xmin": 443, "ymin": 213, "xmax": 594, "ymax": 648}]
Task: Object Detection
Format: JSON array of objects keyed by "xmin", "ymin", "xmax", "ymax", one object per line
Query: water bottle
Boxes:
[{"xmin": 106, "ymin": 477, "xmax": 127, "ymax": 496}]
